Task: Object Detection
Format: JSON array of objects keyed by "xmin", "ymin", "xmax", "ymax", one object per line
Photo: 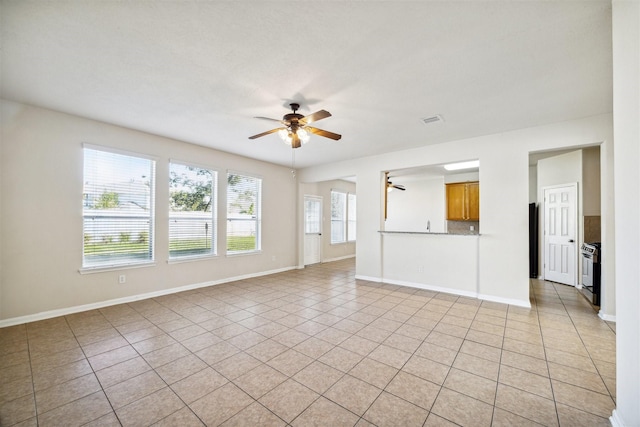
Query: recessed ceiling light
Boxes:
[{"xmin": 443, "ymin": 160, "xmax": 479, "ymax": 171}]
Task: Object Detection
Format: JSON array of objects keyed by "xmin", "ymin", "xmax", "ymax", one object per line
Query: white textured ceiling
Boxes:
[{"xmin": 1, "ymin": 1, "xmax": 612, "ymax": 168}]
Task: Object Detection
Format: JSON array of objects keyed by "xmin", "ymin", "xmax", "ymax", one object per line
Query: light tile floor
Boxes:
[{"xmin": 0, "ymin": 259, "xmax": 616, "ymax": 426}]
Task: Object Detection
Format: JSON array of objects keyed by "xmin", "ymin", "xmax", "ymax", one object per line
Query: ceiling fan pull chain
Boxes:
[{"xmin": 291, "ymin": 149, "xmax": 296, "ymax": 179}]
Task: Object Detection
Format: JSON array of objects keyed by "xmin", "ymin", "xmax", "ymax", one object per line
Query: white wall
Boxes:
[
  {"xmin": 299, "ymin": 114, "xmax": 613, "ymax": 307},
  {"xmin": 385, "ymin": 176, "xmax": 445, "ymax": 233},
  {"xmin": 382, "ymin": 233, "xmax": 478, "ymax": 296},
  {"xmin": 612, "ymin": 1, "xmax": 639, "ymax": 426},
  {"xmin": 537, "ymin": 150, "xmax": 582, "ymax": 190},
  {"xmin": 444, "ymin": 171, "xmax": 479, "ymax": 184},
  {"xmin": 0, "ymin": 101, "xmax": 298, "ymax": 322}
]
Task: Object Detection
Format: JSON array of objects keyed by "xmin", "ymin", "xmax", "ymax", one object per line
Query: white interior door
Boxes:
[
  {"xmin": 544, "ymin": 184, "xmax": 577, "ymax": 285},
  {"xmin": 304, "ymin": 196, "xmax": 322, "ymax": 265}
]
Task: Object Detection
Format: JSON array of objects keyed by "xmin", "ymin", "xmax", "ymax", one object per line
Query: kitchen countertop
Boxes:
[{"xmin": 379, "ymin": 230, "xmax": 480, "ymax": 236}]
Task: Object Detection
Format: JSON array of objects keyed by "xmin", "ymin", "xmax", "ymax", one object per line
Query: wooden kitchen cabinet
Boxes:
[{"xmin": 446, "ymin": 182, "xmax": 479, "ymax": 221}]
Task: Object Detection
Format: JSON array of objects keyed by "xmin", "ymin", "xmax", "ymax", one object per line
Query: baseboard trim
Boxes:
[
  {"xmin": 598, "ymin": 312, "xmax": 616, "ymax": 322},
  {"xmin": 477, "ymin": 293, "xmax": 532, "ymax": 308},
  {"xmin": 354, "ymin": 275, "xmax": 383, "ymax": 283},
  {"xmin": 382, "ymin": 278, "xmax": 478, "ymax": 299},
  {"xmin": 0, "ymin": 266, "xmax": 297, "ymax": 328},
  {"xmin": 322, "ymin": 254, "xmax": 356, "ymax": 263},
  {"xmin": 354, "ymin": 275, "xmax": 531, "ymax": 307},
  {"xmin": 609, "ymin": 410, "xmax": 624, "ymax": 427}
]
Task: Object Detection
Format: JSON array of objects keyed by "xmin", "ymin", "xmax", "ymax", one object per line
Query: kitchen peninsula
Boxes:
[{"xmin": 379, "ymin": 230, "xmax": 480, "ymax": 298}]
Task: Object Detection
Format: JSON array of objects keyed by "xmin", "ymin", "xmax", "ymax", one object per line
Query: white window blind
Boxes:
[
  {"xmin": 169, "ymin": 162, "xmax": 217, "ymax": 259},
  {"xmin": 227, "ymin": 172, "xmax": 261, "ymax": 253},
  {"xmin": 348, "ymin": 193, "xmax": 357, "ymax": 242},
  {"xmin": 331, "ymin": 190, "xmax": 347, "ymax": 244},
  {"xmin": 83, "ymin": 147, "xmax": 155, "ymax": 268}
]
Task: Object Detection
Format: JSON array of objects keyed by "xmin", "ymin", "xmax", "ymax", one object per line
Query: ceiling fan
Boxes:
[
  {"xmin": 386, "ymin": 176, "xmax": 406, "ymax": 191},
  {"xmin": 249, "ymin": 103, "xmax": 342, "ymax": 148}
]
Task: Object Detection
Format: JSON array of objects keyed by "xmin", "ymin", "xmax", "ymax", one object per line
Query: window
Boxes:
[
  {"xmin": 331, "ymin": 190, "xmax": 356, "ymax": 244},
  {"xmin": 169, "ymin": 162, "xmax": 217, "ymax": 259},
  {"xmin": 331, "ymin": 191, "xmax": 347, "ymax": 244},
  {"xmin": 83, "ymin": 146, "xmax": 155, "ymax": 269},
  {"xmin": 227, "ymin": 172, "xmax": 261, "ymax": 253},
  {"xmin": 348, "ymin": 193, "xmax": 357, "ymax": 241}
]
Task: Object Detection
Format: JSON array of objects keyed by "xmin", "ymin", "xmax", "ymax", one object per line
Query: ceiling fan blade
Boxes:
[
  {"xmin": 394, "ymin": 185, "xmax": 406, "ymax": 191},
  {"xmin": 306, "ymin": 126, "xmax": 342, "ymax": 140},
  {"xmin": 248, "ymin": 127, "xmax": 284, "ymax": 139},
  {"xmin": 254, "ymin": 116, "xmax": 284, "ymax": 124},
  {"xmin": 299, "ymin": 110, "xmax": 331, "ymax": 125}
]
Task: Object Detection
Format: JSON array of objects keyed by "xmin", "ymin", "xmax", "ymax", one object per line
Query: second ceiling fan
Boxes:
[{"xmin": 249, "ymin": 103, "xmax": 342, "ymax": 148}]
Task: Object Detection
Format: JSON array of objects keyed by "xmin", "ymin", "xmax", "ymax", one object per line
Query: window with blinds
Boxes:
[
  {"xmin": 331, "ymin": 190, "xmax": 347, "ymax": 244},
  {"xmin": 82, "ymin": 146, "xmax": 155, "ymax": 269},
  {"xmin": 331, "ymin": 190, "xmax": 356, "ymax": 244},
  {"xmin": 227, "ymin": 172, "xmax": 261, "ymax": 253},
  {"xmin": 169, "ymin": 162, "xmax": 217, "ymax": 259}
]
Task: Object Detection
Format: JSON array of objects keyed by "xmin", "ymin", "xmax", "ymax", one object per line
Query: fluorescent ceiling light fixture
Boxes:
[{"xmin": 443, "ymin": 160, "xmax": 479, "ymax": 171}]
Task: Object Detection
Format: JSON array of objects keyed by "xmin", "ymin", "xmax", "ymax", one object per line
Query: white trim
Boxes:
[
  {"xmin": 82, "ymin": 142, "xmax": 158, "ymax": 161},
  {"xmin": 355, "ymin": 275, "xmax": 531, "ymax": 307},
  {"xmin": 167, "ymin": 255, "xmax": 218, "ymax": 264},
  {"xmin": 598, "ymin": 312, "xmax": 616, "ymax": 322},
  {"xmin": 226, "ymin": 250, "xmax": 263, "ymax": 257},
  {"xmin": 355, "ymin": 275, "xmax": 383, "ymax": 283},
  {"xmin": 323, "ymin": 254, "xmax": 355, "ymax": 263},
  {"xmin": 383, "ymin": 278, "xmax": 478, "ymax": 299},
  {"xmin": 0, "ymin": 266, "xmax": 296, "ymax": 328},
  {"xmin": 610, "ymin": 410, "xmax": 624, "ymax": 427},
  {"xmin": 477, "ymin": 293, "xmax": 532, "ymax": 308},
  {"xmin": 79, "ymin": 262, "xmax": 156, "ymax": 274}
]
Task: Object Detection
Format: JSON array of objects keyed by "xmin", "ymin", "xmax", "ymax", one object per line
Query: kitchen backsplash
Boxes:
[{"xmin": 447, "ymin": 220, "xmax": 480, "ymax": 235}]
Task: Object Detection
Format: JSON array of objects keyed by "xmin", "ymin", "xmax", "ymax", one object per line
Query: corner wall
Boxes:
[
  {"xmin": 0, "ymin": 101, "xmax": 298, "ymax": 322},
  {"xmin": 611, "ymin": 1, "xmax": 640, "ymax": 425}
]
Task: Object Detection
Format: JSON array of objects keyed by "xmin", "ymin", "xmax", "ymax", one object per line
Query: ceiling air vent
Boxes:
[{"xmin": 421, "ymin": 115, "xmax": 444, "ymax": 125}]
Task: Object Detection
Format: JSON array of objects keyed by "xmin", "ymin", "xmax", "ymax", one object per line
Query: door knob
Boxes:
[{"xmin": 569, "ymin": 239, "xmax": 575, "ymax": 243}]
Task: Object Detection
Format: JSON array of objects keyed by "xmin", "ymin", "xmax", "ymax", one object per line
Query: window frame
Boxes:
[
  {"xmin": 331, "ymin": 190, "xmax": 356, "ymax": 245},
  {"xmin": 81, "ymin": 144, "xmax": 156, "ymax": 272},
  {"xmin": 168, "ymin": 160, "xmax": 218, "ymax": 262},
  {"xmin": 226, "ymin": 170, "xmax": 262, "ymax": 255},
  {"xmin": 330, "ymin": 190, "xmax": 347, "ymax": 244}
]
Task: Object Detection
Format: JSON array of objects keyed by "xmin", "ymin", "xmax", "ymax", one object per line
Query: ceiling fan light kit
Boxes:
[{"xmin": 249, "ymin": 103, "xmax": 341, "ymax": 149}]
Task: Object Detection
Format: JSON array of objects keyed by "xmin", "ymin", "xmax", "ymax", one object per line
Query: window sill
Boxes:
[
  {"xmin": 226, "ymin": 250, "xmax": 262, "ymax": 257},
  {"xmin": 168, "ymin": 254, "xmax": 218, "ymax": 264},
  {"xmin": 79, "ymin": 261, "xmax": 156, "ymax": 274}
]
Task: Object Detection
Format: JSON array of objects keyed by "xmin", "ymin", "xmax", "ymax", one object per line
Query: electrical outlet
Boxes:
[
  {"xmin": 470, "ymin": 225, "xmax": 475, "ymax": 231},
  {"xmin": 272, "ymin": 255, "xmax": 276, "ymax": 261},
  {"xmin": 418, "ymin": 266, "xmax": 424, "ymax": 273},
  {"xmin": 119, "ymin": 274, "xmax": 126, "ymax": 284}
]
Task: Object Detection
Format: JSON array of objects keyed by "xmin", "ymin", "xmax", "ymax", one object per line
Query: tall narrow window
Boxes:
[
  {"xmin": 227, "ymin": 172, "xmax": 261, "ymax": 253},
  {"xmin": 331, "ymin": 190, "xmax": 347, "ymax": 244},
  {"xmin": 348, "ymin": 193, "xmax": 357, "ymax": 242},
  {"xmin": 83, "ymin": 146, "xmax": 155, "ymax": 269},
  {"xmin": 169, "ymin": 162, "xmax": 217, "ymax": 259}
]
